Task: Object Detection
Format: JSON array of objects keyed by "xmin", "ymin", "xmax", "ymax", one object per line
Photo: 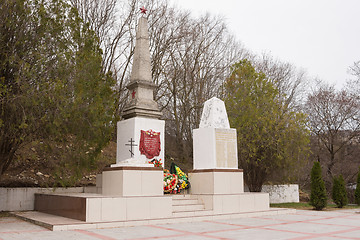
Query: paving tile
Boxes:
[
  {"xmin": 0, "ymin": 217, "xmax": 22, "ymax": 223},
  {"xmin": 144, "ymin": 235, "xmax": 224, "ymax": 240},
  {"xmin": 85, "ymin": 225, "xmax": 180, "ymax": 240},
  {"xmin": 343, "ymin": 214, "xmax": 360, "ymax": 220},
  {"xmin": 212, "ymin": 214, "xmax": 234, "ymax": 220},
  {"xmin": 1, "ymin": 230, "xmax": 99, "ymax": 240},
  {"xmin": 295, "ymin": 210, "xmax": 351, "ymax": 217},
  {"xmin": 123, "ymin": 220, "xmax": 150, "ymax": 227},
  {"xmin": 96, "ymin": 221, "xmax": 125, "ymax": 229},
  {"xmin": 208, "ymin": 227, "xmax": 304, "ymax": 240},
  {"xmin": 264, "ymin": 222, "xmax": 352, "ymax": 235},
  {"xmin": 0, "ymin": 218, "xmax": 47, "ymax": 233},
  {"xmin": 311, "ymin": 237, "xmax": 350, "ymax": 240},
  {"xmin": 154, "ymin": 221, "xmax": 240, "ymax": 234},
  {"xmin": 311, "ymin": 217, "xmax": 360, "ymax": 227},
  {"xmin": 209, "ymin": 217, "xmax": 286, "ymax": 227},
  {"xmin": 333, "ymin": 229, "xmax": 360, "ymax": 238},
  {"xmin": 3, "ymin": 209, "xmax": 360, "ymax": 240},
  {"xmin": 257, "ymin": 213, "xmax": 328, "ymax": 222}
]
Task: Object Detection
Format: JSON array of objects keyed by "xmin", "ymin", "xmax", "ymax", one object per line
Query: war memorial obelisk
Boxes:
[
  {"xmin": 112, "ymin": 14, "xmax": 164, "ymax": 168},
  {"xmin": 101, "ymin": 12, "xmax": 165, "ymax": 195}
]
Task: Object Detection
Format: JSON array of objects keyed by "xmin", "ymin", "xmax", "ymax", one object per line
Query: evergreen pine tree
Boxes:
[
  {"xmin": 310, "ymin": 161, "xmax": 327, "ymax": 210},
  {"xmin": 332, "ymin": 175, "xmax": 348, "ymax": 208},
  {"xmin": 0, "ymin": 0, "xmax": 116, "ymax": 183},
  {"xmin": 355, "ymin": 167, "xmax": 360, "ymax": 205}
]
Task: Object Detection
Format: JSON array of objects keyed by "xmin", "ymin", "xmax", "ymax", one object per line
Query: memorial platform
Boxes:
[
  {"xmin": 27, "ymin": 166, "xmax": 274, "ymax": 231},
  {"xmin": 14, "ymin": 193, "xmax": 294, "ymax": 231}
]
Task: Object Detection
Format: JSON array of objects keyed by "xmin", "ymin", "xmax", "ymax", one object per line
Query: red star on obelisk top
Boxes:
[{"xmin": 140, "ymin": 6, "xmax": 147, "ymax": 14}]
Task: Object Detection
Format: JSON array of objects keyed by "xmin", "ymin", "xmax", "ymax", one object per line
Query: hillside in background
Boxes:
[{"xmin": 0, "ymin": 142, "xmax": 116, "ymax": 187}]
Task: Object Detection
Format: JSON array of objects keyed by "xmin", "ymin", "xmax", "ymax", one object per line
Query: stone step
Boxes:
[
  {"xmin": 171, "ymin": 194, "xmax": 207, "ymax": 216},
  {"xmin": 172, "ymin": 204, "xmax": 205, "ymax": 212},
  {"xmin": 172, "ymin": 209, "xmax": 214, "ymax": 218},
  {"xmin": 14, "ymin": 208, "xmax": 296, "ymax": 231},
  {"xmin": 171, "ymin": 194, "xmax": 195, "ymax": 200},
  {"xmin": 172, "ymin": 199, "xmax": 199, "ymax": 206}
]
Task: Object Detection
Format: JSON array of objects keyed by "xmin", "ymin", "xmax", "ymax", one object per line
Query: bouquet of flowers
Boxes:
[{"xmin": 148, "ymin": 158, "xmax": 162, "ymax": 167}]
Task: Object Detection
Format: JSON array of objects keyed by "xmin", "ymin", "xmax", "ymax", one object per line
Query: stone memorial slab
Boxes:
[
  {"xmin": 193, "ymin": 97, "xmax": 238, "ymax": 169},
  {"xmin": 199, "ymin": 97, "xmax": 230, "ymax": 129},
  {"xmin": 215, "ymin": 129, "xmax": 237, "ymax": 168}
]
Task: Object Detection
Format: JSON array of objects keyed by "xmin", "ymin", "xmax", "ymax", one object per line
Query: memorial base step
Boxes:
[
  {"xmin": 24, "ymin": 192, "xmax": 285, "ymax": 231},
  {"xmin": 13, "ymin": 208, "xmax": 296, "ymax": 231},
  {"xmin": 171, "ymin": 194, "xmax": 211, "ymax": 217}
]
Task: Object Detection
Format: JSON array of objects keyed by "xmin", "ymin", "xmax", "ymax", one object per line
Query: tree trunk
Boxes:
[
  {"xmin": 243, "ymin": 161, "xmax": 267, "ymax": 192},
  {"xmin": 0, "ymin": 145, "xmax": 16, "ymax": 176}
]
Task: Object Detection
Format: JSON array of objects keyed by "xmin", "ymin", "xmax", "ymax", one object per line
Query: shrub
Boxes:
[
  {"xmin": 310, "ymin": 161, "xmax": 327, "ymax": 210},
  {"xmin": 355, "ymin": 167, "xmax": 360, "ymax": 205},
  {"xmin": 332, "ymin": 175, "xmax": 348, "ymax": 208}
]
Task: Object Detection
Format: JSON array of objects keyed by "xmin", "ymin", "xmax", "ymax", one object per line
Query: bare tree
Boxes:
[
  {"xmin": 155, "ymin": 13, "xmax": 247, "ymax": 164},
  {"xmin": 253, "ymin": 53, "xmax": 308, "ymax": 110},
  {"xmin": 305, "ymin": 83, "xmax": 360, "ymax": 183},
  {"xmin": 347, "ymin": 61, "xmax": 360, "ymax": 96},
  {"xmin": 350, "ymin": 61, "xmax": 360, "ymax": 78}
]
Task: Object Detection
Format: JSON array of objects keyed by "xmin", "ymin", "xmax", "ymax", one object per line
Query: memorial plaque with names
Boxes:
[
  {"xmin": 215, "ymin": 129, "xmax": 237, "ymax": 168},
  {"xmin": 139, "ymin": 129, "xmax": 161, "ymax": 159}
]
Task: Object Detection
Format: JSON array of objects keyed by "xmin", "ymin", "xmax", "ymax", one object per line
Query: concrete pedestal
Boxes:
[
  {"xmin": 189, "ymin": 169, "xmax": 244, "ymax": 194},
  {"xmin": 188, "ymin": 169, "xmax": 269, "ymax": 214},
  {"xmin": 102, "ymin": 167, "xmax": 164, "ymax": 196},
  {"xmin": 116, "ymin": 117, "xmax": 165, "ymax": 166}
]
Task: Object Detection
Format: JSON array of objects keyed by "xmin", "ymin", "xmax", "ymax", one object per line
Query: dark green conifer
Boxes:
[
  {"xmin": 355, "ymin": 167, "xmax": 360, "ymax": 205},
  {"xmin": 332, "ymin": 175, "xmax": 348, "ymax": 208},
  {"xmin": 310, "ymin": 161, "xmax": 327, "ymax": 210}
]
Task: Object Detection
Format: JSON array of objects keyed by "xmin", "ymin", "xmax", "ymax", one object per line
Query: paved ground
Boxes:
[{"xmin": 1, "ymin": 209, "xmax": 360, "ymax": 240}]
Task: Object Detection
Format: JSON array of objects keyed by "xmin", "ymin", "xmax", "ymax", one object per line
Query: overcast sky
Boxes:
[{"xmin": 170, "ymin": 0, "xmax": 360, "ymax": 89}]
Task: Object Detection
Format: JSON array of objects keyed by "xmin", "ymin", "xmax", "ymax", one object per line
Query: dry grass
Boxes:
[{"xmin": 271, "ymin": 202, "xmax": 360, "ymax": 211}]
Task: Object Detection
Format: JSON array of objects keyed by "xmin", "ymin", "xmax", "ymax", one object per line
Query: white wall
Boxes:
[
  {"xmin": 0, "ymin": 187, "xmax": 85, "ymax": 211},
  {"xmin": 261, "ymin": 184, "xmax": 299, "ymax": 204}
]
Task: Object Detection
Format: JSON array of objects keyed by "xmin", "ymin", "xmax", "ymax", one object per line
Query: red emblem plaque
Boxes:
[{"xmin": 139, "ymin": 129, "xmax": 161, "ymax": 159}]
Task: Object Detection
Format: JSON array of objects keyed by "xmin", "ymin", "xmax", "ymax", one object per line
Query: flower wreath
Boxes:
[
  {"xmin": 148, "ymin": 158, "xmax": 190, "ymax": 194},
  {"xmin": 163, "ymin": 173, "xmax": 178, "ymax": 192}
]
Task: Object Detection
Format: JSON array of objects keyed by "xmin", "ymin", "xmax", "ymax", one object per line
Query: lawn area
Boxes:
[{"xmin": 271, "ymin": 202, "xmax": 360, "ymax": 211}]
